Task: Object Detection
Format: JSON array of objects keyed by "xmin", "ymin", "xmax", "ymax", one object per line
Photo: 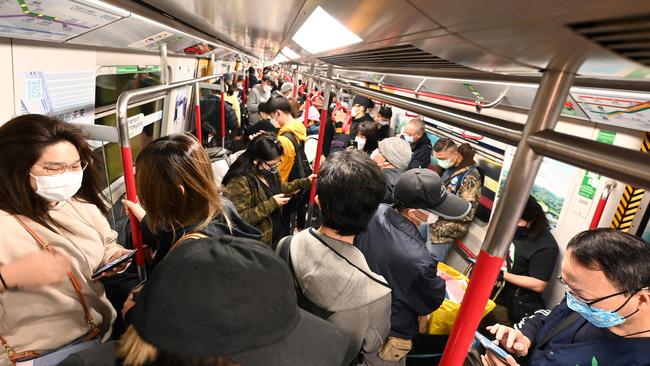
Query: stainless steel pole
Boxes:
[
  {"xmin": 439, "ymin": 69, "xmax": 575, "ymax": 366},
  {"xmin": 159, "ymin": 43, "xmax": 169, "ymax": 85}
]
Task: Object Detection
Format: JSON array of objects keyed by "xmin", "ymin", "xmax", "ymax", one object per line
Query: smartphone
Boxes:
[
  {"xmin": 91, "ymin": 250, "xmax": 137, "ymax": 279},
  {"xmin": 347, "ymin": 140, "xmax": 358, "ymax": 149},
  {"xmin": 474, "ymin": 331, "xmax": 509, "ymax": 361}
]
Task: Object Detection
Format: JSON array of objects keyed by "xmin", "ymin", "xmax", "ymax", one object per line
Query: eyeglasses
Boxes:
[
  {"xmin": 558, "ymin": 275, "xmax": 628, "ymax": 308},
  {"xmin": 34, "ymin": 161, "xmax": 89, "ymax": 176},
  {"xmin": 262, "ymin": 161, "xmax": 280, "ymax": 170}
]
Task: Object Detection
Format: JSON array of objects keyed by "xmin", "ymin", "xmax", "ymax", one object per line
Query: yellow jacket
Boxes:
[
  {"xmin": 277, "ymin": 118, "xmax": 307, "ymax": 182},
  {"xmin": 224, "ymin": 94, "xmax": 241, "ymax": 128}
]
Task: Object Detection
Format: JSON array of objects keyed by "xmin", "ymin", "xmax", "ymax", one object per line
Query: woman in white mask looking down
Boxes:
[{"xmin": 0, "ymin": 114, "xmax": 132, "ymax": 366}]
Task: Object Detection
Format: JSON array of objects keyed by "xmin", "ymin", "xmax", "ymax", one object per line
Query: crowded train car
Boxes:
[{"xmin": 1, "ymin": 1, "xmax": 650, "ymax": 365}]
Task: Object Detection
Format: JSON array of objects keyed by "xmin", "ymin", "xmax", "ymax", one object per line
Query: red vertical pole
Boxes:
[
  {"xmin": 589, "ymin": 198, "xmax": 608, "ymax": 229},
  {"xmin": 220, "ymin": 90, "xmax": 226, "ymax": 147},
  {"xmin": 194, "ymin": 83, "xmax": 202, "ymax": 144},
  {"xmin": 439, "ymin": 251, "xmax": 504, "ymax": 366},
  {"xmin": 121, "ymin": 147, "xmax": 145, "ymax": 275},
  {"xmin": 243, "ymin": 76, "xmax": 248, "ymax": 104},
  {"xmin": 303, "ymin": 95, "xmax": 311, "ymax": 127}
]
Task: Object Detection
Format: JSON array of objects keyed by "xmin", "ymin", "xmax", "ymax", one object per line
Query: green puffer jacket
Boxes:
[
  {"xmin": 224, "ymin": 174, "xmax": 312, "ymax": 245},
  {"xmin": 430, "ymin": 164, "xmax": 482, "ymax": 244}
]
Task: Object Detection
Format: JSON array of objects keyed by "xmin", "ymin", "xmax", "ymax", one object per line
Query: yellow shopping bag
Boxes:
[{"xmin": 427, "ymin": 262, "xmax": 496, "ymax": 335}]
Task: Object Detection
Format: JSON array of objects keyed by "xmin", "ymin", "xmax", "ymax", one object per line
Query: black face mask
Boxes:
[{"xmin": 514, "ymin": 226, "xmax": 528, "ymax": 238}]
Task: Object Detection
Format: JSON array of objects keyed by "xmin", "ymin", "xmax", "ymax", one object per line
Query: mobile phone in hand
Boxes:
[
  {"xmin": 91, "ymin": 250, "xmax": 137, "ymax": 279},
  {"xmin": 475, "ymin": 331, "xmax": 509, "ymax": 361}
]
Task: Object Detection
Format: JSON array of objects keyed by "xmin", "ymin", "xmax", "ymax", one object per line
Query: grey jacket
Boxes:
[
  {"xmin": 246, "ymin": 85, "xmax": 271, "ymax": 124},
  {"xmin": 289, "ymin": 229, "xmax": 392, "ymax": 358}
]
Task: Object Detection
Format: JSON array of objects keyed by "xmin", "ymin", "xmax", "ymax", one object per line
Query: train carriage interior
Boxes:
[{"xmin": 1, "ymin": 1, "xmax": 650, "ymax": 365}]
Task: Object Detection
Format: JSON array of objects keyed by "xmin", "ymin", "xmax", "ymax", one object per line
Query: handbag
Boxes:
[
  {"xmin": 1, "ymin": 216, "xmax": 102, "ymax": 365},
  {"xmin": 378, "ymin": 337, "xmax": 413, "ymax": 361}
]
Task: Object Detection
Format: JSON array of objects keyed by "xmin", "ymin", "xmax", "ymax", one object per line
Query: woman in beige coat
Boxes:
[{"xmin": 0, "ymin": 115, "xmax": 131, "ymax": 365}]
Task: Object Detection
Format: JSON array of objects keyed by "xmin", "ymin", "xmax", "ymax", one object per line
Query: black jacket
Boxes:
[
  {"xmin": 355, "ymin": 204, "xmax": 446, "ymax": 339},
  {"xmin": 349, "ymin": 113, "xmax": 374, "ymax": 138},
  {"xmin": 199, "ymin": 94, "xmax": 239, "ymax": 144},
  {"xmin": 408, "ymin": 135, "xmax": 432, "ymax": 170}
]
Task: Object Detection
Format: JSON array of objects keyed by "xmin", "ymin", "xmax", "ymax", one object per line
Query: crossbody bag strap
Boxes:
[{"xmin": 534, "ymin": 312, "xmax": 581, "ymax": 350}]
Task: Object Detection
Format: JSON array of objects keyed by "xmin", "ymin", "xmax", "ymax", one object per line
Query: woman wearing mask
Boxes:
[
  {"xmin": 353, "ymin": 121, "xmax": 379, "ymax": 156},
  {"xmin": 122, "ymin": 134, "xmax": 262, "ymax": 271},
  {"xmin": 428, "ymin": 138, "xmax": 483, "ymax": 261},
  {"xmin": 492, "ymin": 196, "xmax": 559, "ymax": 325},
  {"xmin": 222, "ymin": 134, "xmax": 315, "ymax": 246},
  {"xmin": 0, "ymin": 115, "xmax": 132, "ymax": 365}
]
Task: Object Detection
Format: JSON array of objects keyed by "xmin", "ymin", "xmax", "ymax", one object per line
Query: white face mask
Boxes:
[
  {"xmin": 263, "ymin": 85, "xmax": 272, "ymax": 93},
  {"xmin": 416, "ymin": 210, "xmax": 439, "ymax": 225},
  {"xmin": 378, "ymin": 119, "xmax": 389, "ymax": 126},
  {"xmin": 370, "ymin": 148, "xmax": 380, "ymax": 160},
  {"xmin": 355, "ymin": 136, "xmax": 366, "ymax": 151},
  {"xmin": 351, "ymin": 106, "xmax": 360, "ymax": 117},
  {"xmin": 233, "ymin": 91, "xmax": 240, "ymax": 98},
  {"xmin": 30, "ymin": 171, "xmax": 83, "ymax": 202}
]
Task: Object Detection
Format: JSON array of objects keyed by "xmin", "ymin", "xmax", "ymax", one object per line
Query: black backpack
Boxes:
[{"xmin": 281, "ymin": 132, "xmax": 313, "ymax": 180}]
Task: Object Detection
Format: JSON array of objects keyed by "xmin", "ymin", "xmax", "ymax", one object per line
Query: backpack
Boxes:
[
  {"xmin": 281, "ymin": 132, "xmax": 313, "ymax": 180},
  {"xmin": 276, "ymin": 235, "xmax": 334, "ymax": 319},
  {"xmin": 208, "ymin": 147, "xmax": 244, "ymax": 186}
]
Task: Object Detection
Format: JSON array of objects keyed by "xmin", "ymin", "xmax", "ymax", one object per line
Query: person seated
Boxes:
[
  {"xmin": 428, "ymin": 138, "xmax": 483, "ymax": 261},
  {"xmin": 222, "ymin": 134, "xmax": 315, "ymax": 247},
  {"xmin": 370, "ymin": 137, "xmax": 412, "ymax": 204},
  {"xmin": 0, "ymin": 115, "xmax": 132, "ymax": 365},
  {"xmin": 353, "ymin": 121, "xmax": 379, "ymax": 156},
  {"xmin": 276, "ymin": 150, "xmax": 392, "ymax": 364},
  {"xmin": 356, "ymin": 169, "xmax": 471, "ymax": 364},
  {"xmin": 402, "ymin": 118, "xmax": 432, "ymax": 170},
  {"xmin": 374, "ymin": 106, "xmax": 393, "ymax": 141},
  {"xmin": 482, "ymin": 229, "xmax": 650, "ymax": 366},
  {"xmin": 487, "ymin": 196, "xmax": 560, "ymax": 326},
  {"xmin": 61, "ymin": 232, "xmax": 355, "ymax": 366},
  {"xmin": 122, "ymin": 134, "xmax": 261, "ymax": 272}
]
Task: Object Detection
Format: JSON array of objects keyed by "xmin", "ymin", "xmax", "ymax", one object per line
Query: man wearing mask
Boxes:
[
  {"xmin": 370, "ymin": 137, "xmax": 412, "ymax": 204},
  {"xmin": 402, "ymin": 118, "xmax": 432, "ymax": 170},
  {"xmin": 356, "ymin": 169, "xmax": 471, "ymax": 365},
  {"xmin": 482, "ymin": 229, "xmax": 650, "ymax": 366},
  {"xmin": 344, "ymin": 95, "xmax": 375, "ymax": 138},
  {"xmin": 247, "ymin": 74, "xmax": 272, "ymax": 124},
  {"xmin": 375, "ymin": 106, "xmax": 393, "ymax": 141}
]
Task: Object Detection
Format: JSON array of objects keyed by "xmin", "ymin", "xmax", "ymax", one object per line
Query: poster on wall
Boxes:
[
  {"xmin": 21, "ymin": 70, "xmax": 101, "ymax": 146},
  {"xmin": 496, "ymin": 146, "xmax": 578, "ymax": 230}
]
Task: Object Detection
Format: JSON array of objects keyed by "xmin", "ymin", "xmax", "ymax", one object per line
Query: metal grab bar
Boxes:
[
  {"xmin": 589, "ymin": 181, "xmax": 616, "ymax": 229},
  {"xmin": 115, "ymin": 73, "xmax": 224, "ymax": 281},
  {"xmin": 381, "ymin": 84, "xmax": 508, "ymax": 112}
]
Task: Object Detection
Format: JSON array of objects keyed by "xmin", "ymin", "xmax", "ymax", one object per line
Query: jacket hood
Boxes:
[
  {"xmin": 278, "ymin": 118, "xmax": 307, "ymax": 142},
  {"xmin": 290, "ymin": 229, "xmax": 391, "ymax": 312}
]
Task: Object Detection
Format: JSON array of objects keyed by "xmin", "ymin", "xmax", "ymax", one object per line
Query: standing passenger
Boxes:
[
  {"xmin": 280, "ymin": 81, "xmax": 301, "ymax": 118},
  {"xmin": 0, "ymin": 115, "xmax": 132, "ymax": 365},
  {"xmin": 402, "ymin": 118, "xmax": 432, "ymax": 170},
  {"xmin": 429, "ymin": 138, "xmax": 482, "ymax": 261},
  {"xmin": 346, "ymin": 95, "xmax": 375, "ymax": 137},
  {"xmin": 276, "ymin": 150, "xmax": 392, "ymax": 364},
  {"xmin": 356, "ymin": 169, "xmax": 470, "ymax": 365},
  {"xmin": 222, "ymin": 134, "xmax": 314, "ymax": 246},
  {"xmin": 354, "ymin": 121, "xmax": 379, "ymax": 156},
  {"xmin": 246, "ymin": 74, "xmax": 272, "ymax": 124},
  {"xmin": 370, "ymin": 137, "xmax": 412, "ymax": 204},
  {"xmin": 374, "ymin": 106, "xmax": 393, "ymax": 141}
]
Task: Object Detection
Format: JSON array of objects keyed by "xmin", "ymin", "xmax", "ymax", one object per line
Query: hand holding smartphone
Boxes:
[
  {"xmin": 475, "ymin": 331, "xmax": 510, "ymax": 362},
  {"xmin": 91, "ymin": 250, "xmax": 137, "ymax": 279}
]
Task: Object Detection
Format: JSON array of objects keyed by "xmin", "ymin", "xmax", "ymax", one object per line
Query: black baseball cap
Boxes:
[
  {"xmin": 132, "ymin": 235, "xmax": 353, "ymax": 366},
  {"xmin": 352, "ymin": 95, "xmax": 375, "ymax": 109},
  {"xmin": 393, "ymin": 169, "xmax": 472, "ymax": 220}
]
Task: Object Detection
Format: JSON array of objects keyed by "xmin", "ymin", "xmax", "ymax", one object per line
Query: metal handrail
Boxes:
[{"xmin": 115, "ymin": 73, "xmax": 224, "ymax": 280}]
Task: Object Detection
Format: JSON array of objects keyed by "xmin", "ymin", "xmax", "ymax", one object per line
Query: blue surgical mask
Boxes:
[
  {"xmin": 437, "ymin": 158, "xmax": 453, "ymax": 169},
  {"xmin": 403, "ymin": 134, "xmax": 414, "ymax": 143},
  {"xmin": 566, "ymin": 291, "xmax": 637, "ymax": 328}
]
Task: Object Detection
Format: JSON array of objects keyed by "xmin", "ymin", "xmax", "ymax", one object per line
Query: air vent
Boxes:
[
  {"xmin": 318, "ymin": 44, "xmax": 471, "ymax": 69},
  {"xmin": 570, "ymin": 15, "xmax": 650, "ymax": 66}
]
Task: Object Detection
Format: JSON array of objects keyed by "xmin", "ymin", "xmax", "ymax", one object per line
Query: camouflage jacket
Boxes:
[
  {"xmin": 430, "ymin": 164, "xmax": 482, "ymax": 244},
  {"xmin": 223, "ymin": 174, "xmax": 311, "ymax": 246}
]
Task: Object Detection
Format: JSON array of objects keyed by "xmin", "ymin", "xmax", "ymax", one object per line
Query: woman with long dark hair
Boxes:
[
  {"xmin": 0, "ymin": 114, "xmax": 132, "ymax": 365},
  {"xmin": 222, "ymin": 133, "xmax": 315, "ymax": 246}
]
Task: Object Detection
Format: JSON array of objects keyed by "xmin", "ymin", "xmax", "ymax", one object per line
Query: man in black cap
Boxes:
[
  {"xmin": 355, "ymin": 168, "xmax": 472, "ymax": 365},
  {"xmin": 61, "ymin": 235, "xmax": 355, "ymax": 366},
  {"xmin": 334, "ymin": 95, "xmax": 375, "ymax": 140},
  {"xmin": 374, "ymin": 106, "xmax": 393, "ymax": 141}
]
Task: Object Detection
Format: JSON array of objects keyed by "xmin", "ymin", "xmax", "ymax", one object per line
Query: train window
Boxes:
[{"xmin": 95, "ymin": 66, "xmax": 161, "ymax": 108}]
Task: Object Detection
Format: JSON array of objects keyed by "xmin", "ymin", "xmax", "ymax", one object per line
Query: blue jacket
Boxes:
[
  {"xmin": 355, "ymin": 204, "xmax": 445, "ymax": 339},
  {"xmin": 518, "ymin": 300, "xmax": 650, "ymax": 365}
]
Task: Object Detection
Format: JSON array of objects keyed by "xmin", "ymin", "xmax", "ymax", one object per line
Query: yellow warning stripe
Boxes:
[{"xmin": 610, "ymin": 132, "xmax": 650, "ymax": 232}]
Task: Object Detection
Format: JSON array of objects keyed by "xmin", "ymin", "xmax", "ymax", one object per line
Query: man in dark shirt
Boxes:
[
  {"xmin": 374, "ymin": 106, "xmax": 392, "ymax": 141},
  {"xmin": 403, "ymin": 118, "xmax": 432, "ymax": 170},
  {"xmin": 482, "ymin": 229, "xmax": 650, "ymax": 366},
  {"xmin": 247, "ymin": 101, "xmax": 278, "ymax": 136}
]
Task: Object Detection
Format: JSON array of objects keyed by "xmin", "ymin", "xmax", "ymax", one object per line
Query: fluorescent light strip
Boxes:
[
  {"xmin": 292, "ymin": 6, "xmax": 362, "ymax": 54},
  {"xmin": 281, "ymin": 46, "xmax": 300, "ymax": 60}
]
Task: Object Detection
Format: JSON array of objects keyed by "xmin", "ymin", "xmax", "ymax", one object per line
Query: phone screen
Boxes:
[
  {"xmin": 474, "ymin": 332, "xmax": 509, "ymax": 361},
  {"xmin": 91, "ymin": 250, "xmax": 137, "ymax": 279}
]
